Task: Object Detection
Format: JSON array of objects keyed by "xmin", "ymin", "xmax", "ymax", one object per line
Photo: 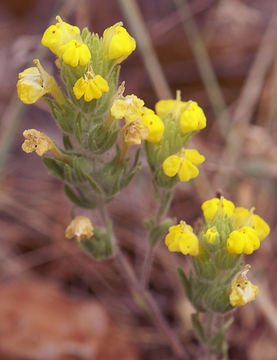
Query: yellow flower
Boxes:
[
  {"xmin": 60, "ymin": 40, "xmax": 91, "ymax": 67},
  {"xmin": 201, "ymin": 197, "xmax": 235, "ymax": 223},
  {"xmin": 41, "ymin": 16, "xmax": 90, "ymax": 67},
  {"xmin": 41, "ymin": 15, "xmax": 80, "ymax": 57},
  {"xmin": 22, "ymin": 129, "xmax": 53, "ymax": 156},
  {"xmin": 165, "ymin": 221, "xmax": 199, "ymax": 256},
  {"xmin": 229, "ymin": 265, "xmax": 259, "ymax": 307},
  {"xmin": 162, "ymin": 149, "xmax": 205, "ymax": 182},
  {"xmin": 103, "ymin": 23, "xmax": 136, "ymax": 63},
  {"xmin": 17, "ymin": 59, "xmax": 65, "ymax": 104},
  {"xmin": 65, "ymin": 216, "xmax": 94, "ymax": 241},
  {"xmin": 111, "ymin": 94, "xmax": 144, "ymax": 123},
  {"xmin": 179, "ymin": 101, "xmax": 206, "ymax": 134},
  {"xmin": 121, "ymin": 120, "xmax": 149, "ymax": 146},
  {"xmin": 233, "ymin": 207, "xmax": 270, "ymax": 241},
  {"xmin": 141, "ymin": 107, "xmax": 164, "ymax": 143},
  {"xmin": 155, "ymin": 99, "xmax": 178, "ymax": 118},
  {"xmin": 17, "ymin": 67, "xmax": 47, "ymax": 104},
  {"xmin": 252, "ymin": 214, "xmax": 270, "ymax": 241},
  {"xmin": 73, "ymin": 73, "xmax": 109, "ymax": 102},
  {"xmin": 205, "ymin": 227, "xmax": 219, "ymax": 244},
  {"xmin": 227, "ymin": 226, "xmax": 260, "ymax": 255},
  {"xmin": 155, "ymin": 99, "xmax": 188, "ymax": 118}
]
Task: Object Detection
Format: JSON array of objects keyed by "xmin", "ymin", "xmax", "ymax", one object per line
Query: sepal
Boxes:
[{"xmin": 78, "ymin": 222, "xmax": 114, "ymax": 259}]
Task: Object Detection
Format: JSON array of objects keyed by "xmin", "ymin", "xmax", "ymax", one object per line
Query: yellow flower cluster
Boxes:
[
  {"xmin": 165, "ymin": 221, "xmax": 199, "ymax": 256},
  {"xmin": 155, "ymin": 99, "xmax": 206, "ymax": 134},
  {"xmin": 202, "ymin": 197, "xmax": 270, "ymax": 255},
  {"xmin": 42, "ymin": 16, "xmax": 91, "ymax": 67},
  {"xmin": 65, "ymin": 216, "xmax": 94, "ymax": 241},
  {"xmin": 229, "ymin": 265, "xmax": 258, "ymax": 306},
  {"xmin": 162, "ymin": 148, "xmax": 205, "ymax": 182},
  {"xmin": 103, "ymin": 24, "xmax": 136, "ymax": 63}
]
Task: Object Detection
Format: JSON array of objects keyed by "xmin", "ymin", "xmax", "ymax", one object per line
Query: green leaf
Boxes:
[
  {"xmin": 64, "ymin": 185, "xmax": 96, "ymax": 208},
  {"xmin": 86, "ymin": 173, "xmax": 103, "ymax": 194},
  {"xmin": 44, "ymin": 98, "xmax": 75, "ymax": 133},
  {"xmin": 177, "ymin": 267, "xmax": 192, "ymax": 300},
  {"xmin": 78, "ymin": 222, "xmax": 114, "ymax": 259},
  {"xmin": 63, "ymin": 135, "xmax": 73, "ymax": 150},
  {"xmin": 149, "ymin": 218, "xmax": 173, "ymax": 247},
  {"xmin": 191, "ymin": 313, "xmax": 207, "ymax": 343},
  {"xmin": 42, "ymin": 157, "xmax": 65, "ymax": 180},
  {"xmin": 64, "ymin": 164, "xmax": 75, "ymax": 184},
  {"xmin": 73, "ymin": 113, "xmax": 83, "ymax": 145},
  {"xmin": 88, "ymin": 124, "xmax": 119, "ymax": 154}
]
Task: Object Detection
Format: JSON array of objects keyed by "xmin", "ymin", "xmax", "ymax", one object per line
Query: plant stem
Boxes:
[
  {"xmin": 140, "ymin": 188, "xmax": 173, "ymax": 288},
  {"xmin": 97, "ymin": 200, "xmax": 188, "ymax": 359},
  {"xmin": 114, "ymin": 240, "xmax": 188, "ymax": 359}
]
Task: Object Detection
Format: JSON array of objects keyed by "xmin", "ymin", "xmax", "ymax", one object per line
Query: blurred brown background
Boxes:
[{"xmin": 0, "ymin": 0, "xmax": 277, "ymax": 359}]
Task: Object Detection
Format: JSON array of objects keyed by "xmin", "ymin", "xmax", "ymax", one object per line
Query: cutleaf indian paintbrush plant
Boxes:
[{"xmin": 17, "ymin": 16, "xmax": 270, "ymax": 359}]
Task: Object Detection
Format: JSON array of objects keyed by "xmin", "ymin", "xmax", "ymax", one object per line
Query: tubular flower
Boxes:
[
  {"xmin": 121, "ymin": 120, "xmax": 149, "ymax": 146},
  {"xmin": 103, "ymin": 23, "xmax": 136, "ymax": 63},
  {"xmin": 165, "ymin": 221, "xmax": 199, "ymax": 256},
  {"xmin": 229, "ymin": 265, "xmax": 259, "ymax": 307},
  {"xmin": 73, "ymin": 73, "xmax": 109, "ymax": 102},
  {"xmin": 162, "ymin": 149, "xmax": 205, "ymax": 182},
  {"xmin": 155, "ymin": 99, "xmax": 188, "ymax": 118},
  {"xmin": 233, "ymin": 207, "xmax": 270, "ymax": 241},
  {"xmin": 201, "ymin": 197, "xmax": 235, "ymax": 223},
  {"xmin": 141, "ymin": 107, "xmax": 164, "ymax": 143},
  {"xmin": 227, "ymin": 226, "xmax": 260, "ymax": 255},
  {"xmin": 111, "ymin": 94, "xmax": 144, "ymax": 122},
  {"xmin": 17, "ymin": 67, "xmax": 47, "ymax": 104},
  {"xmin": 22, "ymin": 129, "xmax": 54, "ymax": 156},
  {"xmin": 17, "ymin": 59, "xmax": 64, "ymax": 104},
  {"xmin": 41, "ymin": 16, "xmax": 80, "ymax": 56},
  {"xmin": 65, "ymin": 216, "xmax": 94, "ymax": 241},
  {"xmin": 179, "ymin": 101, "xmax": 206, "ymax": 135},
  {"xmin": 155, "ymin": 99, "xmax": 178, "ymax": 118},
  {"xmin": 59, "ymin": 40, "xmax": 91, "ymax": 67}
]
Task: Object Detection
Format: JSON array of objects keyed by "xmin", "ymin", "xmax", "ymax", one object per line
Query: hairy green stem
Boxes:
[{"xmin": 140, "ymin": 189, "xmax": 173, "ymax": 288}]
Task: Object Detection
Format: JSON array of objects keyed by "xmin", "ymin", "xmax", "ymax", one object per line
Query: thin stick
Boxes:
[
  {"xmin": 174, "ymin": 0, "xmax": 231, "ymax": 138},
  {"xmin": 214, "ymin": 9, "xmax": 277, "ymax": 188},
  {"xmin": 117, "ymin": 0, "xmax": 172, "ymax": 99}
]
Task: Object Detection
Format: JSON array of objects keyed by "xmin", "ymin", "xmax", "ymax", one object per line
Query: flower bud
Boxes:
[{"xmin": 103, "ymin": 23, "xmax": 136, "ymax": 63}]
